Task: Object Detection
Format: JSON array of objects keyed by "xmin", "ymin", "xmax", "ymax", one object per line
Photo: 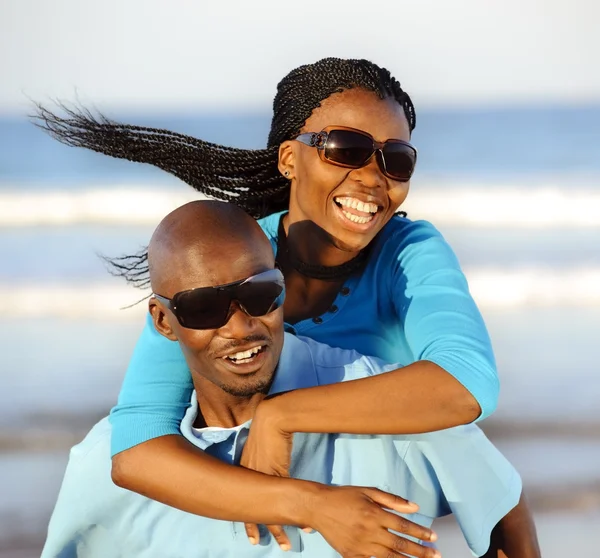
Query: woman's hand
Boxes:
[
  {"xmin": 239, "ymin": 402, "xmax": 440, "ymax": 557},
  {"xmin": 240, "ymin": 400, "xmax": 295, "ymax": 549},
  {"xmin": 308, "ymin": 485, "xmax": 440, "ymax": 558}
]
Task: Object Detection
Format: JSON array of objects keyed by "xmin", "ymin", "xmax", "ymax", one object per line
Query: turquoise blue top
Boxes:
[
  {"xmin": 45, "ymin": 334, "xmax": 519, "ymax": 558},
  {"xmin": 111, "ymin": 212, "xmax": 499, "ymax": 456}
]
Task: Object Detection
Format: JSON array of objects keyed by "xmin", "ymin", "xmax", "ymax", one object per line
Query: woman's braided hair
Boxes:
[{"xmin": 34, "ymin": 57, "xmax": 416, "ymax": 289}]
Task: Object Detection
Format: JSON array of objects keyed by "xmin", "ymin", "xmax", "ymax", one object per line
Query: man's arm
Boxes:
[{"xmin": 482, "ymin": 493, "xmax": 541, "ymax": 558}]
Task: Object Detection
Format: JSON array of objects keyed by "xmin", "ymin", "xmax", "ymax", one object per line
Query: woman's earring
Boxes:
[{"xmin": 284, "ymin": 170, "xmax": 290, "ymax": 178}]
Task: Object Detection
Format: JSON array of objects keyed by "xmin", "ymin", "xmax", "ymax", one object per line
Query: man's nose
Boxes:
[{"xmin": 218, "ymin": 301, "xmax": 259, "ymax": 337}]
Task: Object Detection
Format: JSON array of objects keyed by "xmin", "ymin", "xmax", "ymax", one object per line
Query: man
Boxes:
[{"xmin": 42, "ymin": 201, "xmax": 537, "ymax": 558}]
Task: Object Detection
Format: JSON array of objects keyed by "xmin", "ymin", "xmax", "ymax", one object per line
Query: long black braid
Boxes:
[{"xmin": 33, "ymin": 57, "xmax": 416, "ymax": 288}]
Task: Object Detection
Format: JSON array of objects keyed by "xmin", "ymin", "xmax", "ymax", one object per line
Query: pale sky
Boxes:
[{"xmin": 1, "ymin": 0, "xmax": 599, "ymax": 113}]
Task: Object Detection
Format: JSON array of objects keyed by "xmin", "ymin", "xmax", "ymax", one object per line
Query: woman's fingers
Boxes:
[
  {"xmin": 244, "ymin": 522, "xmax": 292, "ymax": 551},
  {"xmin": 363, "ymin": 487, "xmax": 420, "ymax": 514},
  {"xmin": 383, "ymin": 511, "xmax": 438, "ymax": 545},
  {"xmin": 267, "ymin": 524, "xmax": 292, "ymax": 551},
  {"xmin": 244, "ymin": 522, "xmax": 260, "ymax": 545},
  {"xmin": 378, "ymin": 529, "xmax": 441, "ymax": 558}
]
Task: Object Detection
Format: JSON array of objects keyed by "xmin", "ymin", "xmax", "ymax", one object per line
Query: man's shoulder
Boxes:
[
  {"xmin": 70, "ymin": 417, "xmax": 112, "ymax": 462},
  {"xmin": 296, "ymin": 335, "xmax": 363, "ymax": 367},
  {"xmin": 293, "ymin": 334, "xmax": 398, "ymax": 383}
]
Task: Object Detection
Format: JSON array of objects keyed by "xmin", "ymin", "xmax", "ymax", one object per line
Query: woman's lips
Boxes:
[{"xmin": 332, "ymin": 197, "xmax": 381, "ymax": 232}]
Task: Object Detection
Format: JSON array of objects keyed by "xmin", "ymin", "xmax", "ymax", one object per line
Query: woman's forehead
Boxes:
[{"xmin": 302, "ymin": 88, "xmax": 410, "ymax": 141}]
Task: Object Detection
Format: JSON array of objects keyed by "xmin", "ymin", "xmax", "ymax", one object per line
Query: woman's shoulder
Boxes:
[
  {"xmin": 375, "ymin": 215, "xmax": 445, "ymax": 254},
  {"xmin": 257, "ymin": 210, "xmax": 285, "ymax": 242},
  {"xmin": 369, "ymin": 215, "xmax": 461, "ymax": 278}
]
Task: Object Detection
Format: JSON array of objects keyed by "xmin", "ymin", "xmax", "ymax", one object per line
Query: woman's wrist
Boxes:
[
  {"xmin": 255, "ymin": 394, "xmax": 291, "ymax": 434},
  {"xmin": 279, "ymin": 478, "xmax": 324, "ymax": 527}
]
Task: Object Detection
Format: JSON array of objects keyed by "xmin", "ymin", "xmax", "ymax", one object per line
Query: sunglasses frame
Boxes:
[
  {"xmin": 153, "ymin": 268, "xmax": 285, "ymax": 330},
  {"xmin": 295, "ymin": 125, "xmax": 417, "ymax": 182}
]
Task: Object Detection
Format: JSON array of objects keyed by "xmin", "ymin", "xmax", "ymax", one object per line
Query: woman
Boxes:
[{"xmin": 37, "ymin": 58, "xmax": 538, "ymax": 557}]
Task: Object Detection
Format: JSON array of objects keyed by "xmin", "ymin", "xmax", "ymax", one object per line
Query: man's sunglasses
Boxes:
[
  {"xmin": 153, "ymin": 269, "xmax": 285, "ymax": 330},
  {"xmin": 295, "ymin": 126, "xmax": 417, "ymax": 182}
]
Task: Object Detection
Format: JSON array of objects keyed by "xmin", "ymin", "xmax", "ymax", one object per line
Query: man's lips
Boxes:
[
  {"xmin": 217, "ymin": 346, "xmax": 270, "ymax": 373},
  {"xmin": 214, "ymin": 341, "xmax": 269, "ymax": 360}
]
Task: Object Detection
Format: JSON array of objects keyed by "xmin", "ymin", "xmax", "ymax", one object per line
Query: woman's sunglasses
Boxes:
[
  {"xmin": 153, "ymin": 269, "xmax": 285, "ymax": 330},
  {"xmin": 295, "ymin": 126, "xmax": 417, "ymax": 182}
]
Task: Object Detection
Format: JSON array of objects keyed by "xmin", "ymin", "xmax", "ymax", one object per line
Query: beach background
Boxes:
[{"xmin": 1, "ymin": 1, "xmax": 599, "ymax": 556}]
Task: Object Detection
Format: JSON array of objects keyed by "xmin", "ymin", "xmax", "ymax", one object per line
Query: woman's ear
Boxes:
[
  {"xmin": 278, "ymin": 141, "xmax": 296, "ymax": 179},
  {"xmin": 149, "ymin": 299, "xmax": 178, "ymax": 341}
]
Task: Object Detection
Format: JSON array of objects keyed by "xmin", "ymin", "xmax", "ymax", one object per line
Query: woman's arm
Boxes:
[
  {"xmin": 109, "ymin": 313, "xmax": 192, "ymax": 456},
  {"xmin": 112, "ymin": 436, "xmax": 437, "ymax": 556},
  {"xmin": 391, "ymin": 219, "xmax": 500, "ymax": 421},
  {"xmin": 112, "ymin": 434, "xmax": 319, "ymax": 525},
  {"xmin": 249, "ymin": 359, "xmax": 480, "ymax": 436},
  {"xmin": 110, "ymin": 314, "xmax": 436, "ymax": 554}
]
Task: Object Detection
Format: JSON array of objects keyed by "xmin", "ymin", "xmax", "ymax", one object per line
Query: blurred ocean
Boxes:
[{"xmin": 1, "ymin": 105, "xmax": 599, "ymax": 555}]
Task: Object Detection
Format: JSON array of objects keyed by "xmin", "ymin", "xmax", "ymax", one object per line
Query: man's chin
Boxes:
[
  {"xmin": 219, "ymin": 374, "xmax": 274, "ymax": 398},
  {"xmin": 216, "ymin": 353, "xmax": 277, "ymax": 397}
]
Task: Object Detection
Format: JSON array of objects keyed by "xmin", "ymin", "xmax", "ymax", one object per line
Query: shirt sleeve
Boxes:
[
  {"xmin": 109, "ymin": 312, "xmax": 193, "ymax": 456},
  {"xmin": 403, "ymin": 424, "xmax": 522, "ymax": 557},
  {"xmin": 41, "ymin": 419, "xmax": 128, "ymax": 558},
  {"xmin": 389, "ymin": 219, "xmax": 499, "ymax": 420}
]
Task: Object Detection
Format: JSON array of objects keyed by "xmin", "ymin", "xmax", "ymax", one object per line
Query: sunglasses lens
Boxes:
[
  {"xmin": 237, "ymin": 273, "xmax": 285, "ymax": 317},
  {"xmin": 382, "ymin": 142, "xmax": 417, "ymax": 181},
  {"xmin": 324, "ymin": 129, "xmax": 374, "ymax": 167},
  {"xmin": 170, "ymin": 269, "xmax": 285, "ymax": 330},
  {"xmin": 175, "ymin": 289, "xmax": 230, "ymax": 329}
]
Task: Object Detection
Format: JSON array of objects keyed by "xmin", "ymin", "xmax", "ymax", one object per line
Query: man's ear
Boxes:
[
  {"xmin": 278, "ymin": 141, "xmax": 296, "ymax": 179},
  {"xmin": 149, "ymin": 299, "xmax": 178, "ymax": 341}
]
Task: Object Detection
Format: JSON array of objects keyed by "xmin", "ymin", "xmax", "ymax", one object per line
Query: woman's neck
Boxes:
[{"xmin": 282, "ymin": 213, "xmax": 360, "ymax": 268}]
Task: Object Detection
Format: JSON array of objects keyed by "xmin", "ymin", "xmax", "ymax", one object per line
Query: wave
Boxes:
[
  {"xmin": 0, "ymin": 184, "xmax": 599, "ymax": 228},
  {"xmin": 4, "ymin": 267, "xmax": 600, "ymax": 319},
  {"xmin": 0, "ymin": 186, "xmax": 202, "ymax": 227},
  {"xmin": 402, "ymin": 185, "xmax": 600, "ymax": 228}
]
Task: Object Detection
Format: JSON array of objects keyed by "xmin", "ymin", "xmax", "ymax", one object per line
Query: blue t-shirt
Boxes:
[
  {"xmin": 44, "ymin": 334, "xmax": 519, "ymax": 558},
  {"xmin": 111, "ymin": 213, "xmax": 499, "ymax": 455}
]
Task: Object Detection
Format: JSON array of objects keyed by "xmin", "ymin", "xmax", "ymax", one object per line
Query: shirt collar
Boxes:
[{"xmin": 180, "ymin": 332, "xmax": 318, "ymax": 449}]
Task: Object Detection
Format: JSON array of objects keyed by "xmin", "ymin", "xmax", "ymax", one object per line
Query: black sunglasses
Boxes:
[
  {"xmin": 153, "ymin": 269, "xmax": 285, "ymax": 330},
  {"xmin": 295, "ymin": 126, "xmax": 417, "ymax": 182}
]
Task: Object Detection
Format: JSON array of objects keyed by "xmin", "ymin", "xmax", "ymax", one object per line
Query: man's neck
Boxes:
[{"xmin": 192, "ymin": 377, "xmax": 268, "ymax": 429}]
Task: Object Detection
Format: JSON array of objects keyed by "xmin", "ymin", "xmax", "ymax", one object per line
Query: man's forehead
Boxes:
[
  {"xmin": 148, "ymin": 200, "xmax": 273, "ymax": 294},
  {"xmin": 160, "ymin": 248, "xmax": 274, "ymax": 295}
]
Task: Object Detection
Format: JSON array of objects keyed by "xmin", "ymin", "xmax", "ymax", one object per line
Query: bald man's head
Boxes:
[
  {"xmin": 148, "ymin": 200, "xmax": 285, "ymax": 403},
  {"xmin": 148, "ymin": 200, "xmax": 274, "ymax": 297}
]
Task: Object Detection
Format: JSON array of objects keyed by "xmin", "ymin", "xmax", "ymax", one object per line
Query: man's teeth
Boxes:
[
  {"xmin": 224, "ymin": 346, "xmax": 263, "ymax": 363},
  {"xmin": 335, "ymin": 197, "xmax": 379, "ymax": 214}
]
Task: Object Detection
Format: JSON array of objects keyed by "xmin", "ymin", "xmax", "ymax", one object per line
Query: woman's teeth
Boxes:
[
  {"xmin": 224, "ymin": 346, "xmax": 263, "ymax": 364},
  {"xmin": 335, "ymin": 197, "xmax": 379, "ymax": 214},
  {"xmin": 334, "ymin": 197, "xmax": 378, "ymax": 224},
  {"xmin": 343, "ymin": 212, "xmax": 373, "ymax": 224}
]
